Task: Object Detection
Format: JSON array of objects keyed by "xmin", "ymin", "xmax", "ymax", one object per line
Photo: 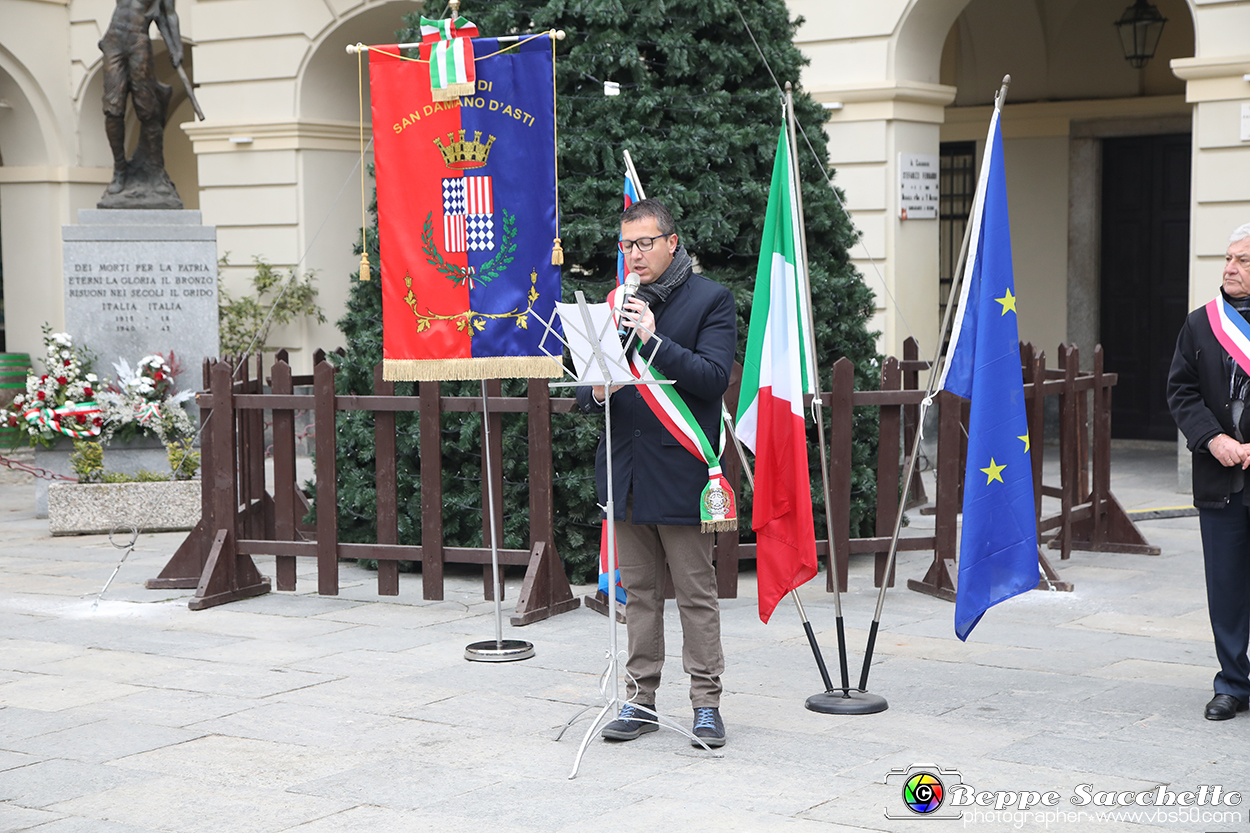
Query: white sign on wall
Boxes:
[
  {"xmin": 1241, "ymin": 103, "xmax": 1250, "ymax": 142},
  {"xmin": 899, "ymin": 153, "xmax": 939, "ymax": 220}
]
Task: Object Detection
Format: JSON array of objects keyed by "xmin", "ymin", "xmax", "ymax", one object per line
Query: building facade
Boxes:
[{"xmin": 1, "ymin": 0, "xmax": 1248, "ymax": 439}]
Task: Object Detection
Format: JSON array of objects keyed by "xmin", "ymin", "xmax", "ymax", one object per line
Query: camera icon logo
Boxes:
[{"xmin": 884, "ymin": 764, "xmax": 965, "ymax": 820}]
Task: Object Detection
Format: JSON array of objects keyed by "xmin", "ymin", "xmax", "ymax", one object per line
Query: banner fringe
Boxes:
[
  {"xmin": 701, "ymin": 519, "xmax": 738, "ymax": 534},
  {"xmin": 431, "ymin": 82, "xmax": 475, "ymax": 101},
  {"xmin": 383, "ymin": 356, "xmax": 563, "ymax": 382}
]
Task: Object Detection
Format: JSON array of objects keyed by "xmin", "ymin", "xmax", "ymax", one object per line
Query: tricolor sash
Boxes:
[
  {"xmin": 1207, "ymin": 296, "xmax": 1250, "ymax": 376},
  {"xmin": 607, "ymin": 285, "xmax": 737, "ymax": 533},
  {"xmin": 420, "ymin": 16, "xmax": 479, "ymax": 101}
]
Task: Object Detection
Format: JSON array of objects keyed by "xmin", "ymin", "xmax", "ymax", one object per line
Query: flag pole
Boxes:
[
  {"xmin": 779, "ymin": 83, "xmax": 883, "ymax": 714},
  {"xmin": 855, "ymin": 75, "xmax": 1012, "ymax": 695}
]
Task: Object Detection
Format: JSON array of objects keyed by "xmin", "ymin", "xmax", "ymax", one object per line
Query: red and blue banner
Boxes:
[{"xmin": 370, "ymin": 36, "xmax": 563, "ymax": 381}]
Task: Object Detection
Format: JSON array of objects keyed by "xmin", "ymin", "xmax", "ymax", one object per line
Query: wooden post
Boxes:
[
  {"xmin": 906, "ymin": 389, "xmax": 960, "ymax": 601},
  {"xmin": 901, "ymin": 337, "xmax": 928, "ymax": 509},
  {"xmin": 374, "ymin": 363, "xmax": 399, "ymax": 596},
  {"xmin": 1055, "ymin": 344, "xmax": 1078, "ymax": 559},
  {"xmin": 874, "ymin": 357, "xmax": 900, "ymax": 588},
  {"xmin": 827, "ymin": 358, "xmax": 853, "ymax": 592},
  {"xmin": 145, "ymin": 358, "xmax": 214, "ymax": 589},
  {"xmin": 188, "ymin": 360, "xmax": 270, "ymax": 610},
  {"xmin": 419, "ymin": 380, "xmax": 445, "ymax": 600},
  {"xmin": 510, "ymin": 379, "xmax": 580, "ymax": 625},
  {"xmin": 314, "ymin": 358, "xmax": 338, "ymax": 595},
  {"xmin": 272, "ymin": 354, "xmax": 298, "ymax": 592},
  {"xmin": 716, "ymin": 365, "xmax": 743, "ymax": 599}
]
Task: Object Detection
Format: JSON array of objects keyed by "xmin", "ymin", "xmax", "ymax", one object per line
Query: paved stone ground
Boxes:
[{"xmin": 0, "ymin": 441, "xmax": 1246, "ymax": 832}]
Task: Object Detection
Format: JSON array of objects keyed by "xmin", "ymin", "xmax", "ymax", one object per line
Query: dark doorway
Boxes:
[{"xmin": 1099, "ymin": 133, "xmax": 1191, "ymax": 441}]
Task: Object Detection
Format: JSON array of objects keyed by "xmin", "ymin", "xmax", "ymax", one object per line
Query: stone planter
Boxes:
[
  {"xmin": 47, "ymin": 479, "xmax": 201, "ymax": 536},
  {"xmin": 33, "ymin": 435, "xmax": 175, "ymax": 518}
]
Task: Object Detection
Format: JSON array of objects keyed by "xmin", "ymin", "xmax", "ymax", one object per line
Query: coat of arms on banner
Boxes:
[
  {"xmin": 442, "ymin": 174, "xmax": 495, "ymax": 256},
  {"xmin": 370, "ymin": 36, "xmax": 562, "ymax": 381}
]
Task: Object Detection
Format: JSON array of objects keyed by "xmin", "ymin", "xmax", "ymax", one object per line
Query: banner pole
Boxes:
[
  {"xmin": 465, "ymin": 380, "xmax": 535, "ymax": 662},
  {"xmin": 856, "ymin": 75, "xmax": 1011, "ymax": 693},
  {"xmin": 778, "ymin": 83, "xmax": 882, "ymax": 713}
]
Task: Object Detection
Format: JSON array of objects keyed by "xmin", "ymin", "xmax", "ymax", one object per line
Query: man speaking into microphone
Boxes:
[{"xmin": 576, "ymin": 198, "xmax": 737, "ymax": 747}]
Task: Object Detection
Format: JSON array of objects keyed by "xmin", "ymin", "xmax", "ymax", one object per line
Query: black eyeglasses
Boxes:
[{"xmin": 617, "ymin": 234, "xmax": 669, "ymax": 254}]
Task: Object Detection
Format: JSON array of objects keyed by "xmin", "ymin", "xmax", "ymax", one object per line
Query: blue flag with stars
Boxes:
[{"xmin": 937, "ymin": 109, "xmax": 1038, "ymax": 641}]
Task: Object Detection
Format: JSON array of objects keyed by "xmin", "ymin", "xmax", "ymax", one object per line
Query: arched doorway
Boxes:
[{"xmin": 935, "ymin": 0, "xmax": 1196, "ymax": 440}]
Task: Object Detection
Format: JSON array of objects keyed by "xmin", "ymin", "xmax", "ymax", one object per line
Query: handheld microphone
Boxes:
[{"xmin": 617, "ymin": 272, "xmax": 641, "ymax": 342}]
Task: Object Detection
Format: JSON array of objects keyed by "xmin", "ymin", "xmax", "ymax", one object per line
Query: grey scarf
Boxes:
[{"xmin": 635, "ymin": 245, "xmax": 693, "ymax": 307}]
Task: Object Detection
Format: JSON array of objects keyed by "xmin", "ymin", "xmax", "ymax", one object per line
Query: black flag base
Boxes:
[
  {"xmin": 464, "ymin": 639, "xmax": 535, "ymax": 662},
  {"xmin": 806, "ymin": 690, "xmax": 888, "ymax": 715}
]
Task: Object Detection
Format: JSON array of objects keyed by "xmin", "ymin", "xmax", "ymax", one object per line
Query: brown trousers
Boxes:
[{"xmin": 616, "ymin": 503, "xmax": 724, "ymax": 708}]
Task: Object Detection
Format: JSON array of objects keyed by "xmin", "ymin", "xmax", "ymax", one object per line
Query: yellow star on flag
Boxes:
[
  {"xmin": 996, "ymin": 288, "xmax": 1017, "ymax": 316},
  {"xmin": 1018, "ymin": 433, "xmax": 1030, "ymax": 453},
  {"xmin": 980, "ymin": 458, "xmax": 1006, "ymax": 485}
]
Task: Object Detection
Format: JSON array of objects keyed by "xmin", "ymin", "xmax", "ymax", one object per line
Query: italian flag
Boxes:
[{"xmin": 736, "ymin": 125, "xmax": 819, "ymax": 624}]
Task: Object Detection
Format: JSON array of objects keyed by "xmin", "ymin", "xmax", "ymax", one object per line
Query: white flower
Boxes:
[{"xmin": 86, "ymin": 373, "xmax": 97, "ymax": 383}]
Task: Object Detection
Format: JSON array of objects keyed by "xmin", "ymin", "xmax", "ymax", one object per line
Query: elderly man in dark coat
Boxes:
[{"xmin": 1167, "ymin": 221, "xmax": 1250, "ymax": 721}]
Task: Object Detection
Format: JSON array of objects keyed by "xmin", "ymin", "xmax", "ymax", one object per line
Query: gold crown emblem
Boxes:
[{"xmin": 433, "ymin": 130, "xmax": 496, "ymax": 170}]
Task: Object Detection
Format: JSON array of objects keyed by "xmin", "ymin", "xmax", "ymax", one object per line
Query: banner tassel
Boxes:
[
  {"xmin": 551, "ymin": 238, "xmax": 564, "ymax": 265},
  {"xmin": 357, "ymin": 43, "xmax": 370, "ymax": 281}
]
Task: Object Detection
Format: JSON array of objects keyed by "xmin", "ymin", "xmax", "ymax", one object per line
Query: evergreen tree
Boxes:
[{"xmin": 332, "ymin": 0, "xmax": 880, "ymax": 584}]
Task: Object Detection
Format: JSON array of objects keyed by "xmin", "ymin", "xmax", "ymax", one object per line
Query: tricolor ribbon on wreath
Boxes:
[
  {"xmin": 23, "ymin": 402, "xmax": 102, "ymax": 439},
  {"xmin": 133, "ymin": 402, "xmax": 162, "ymax": 426},
  {"xmin": 605, "ymin": 284, "xmax": 737, "ymax": 534}
]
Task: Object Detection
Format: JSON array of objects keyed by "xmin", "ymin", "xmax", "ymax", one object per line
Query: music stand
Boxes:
[{"xmin": 538, "ymin": 291, "xmax": 724, "ymax": 780}]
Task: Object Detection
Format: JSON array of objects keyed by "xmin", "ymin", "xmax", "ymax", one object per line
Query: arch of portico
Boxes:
[
  {"xmin": 797, "ymin": 0, "xmax": 1245, "ymax": 384},
  {"xmin": 0, "ymin": 43, "xmax": 70, "ymax": 355},
  {"xmin": 184, "ymin": 0, "xmax": 421, "ymax": 370}
]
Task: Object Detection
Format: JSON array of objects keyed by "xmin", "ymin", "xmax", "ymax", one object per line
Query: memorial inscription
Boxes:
[{"xmin": 62, "ymin": 210, "xmax": 218, "ymax": 395}]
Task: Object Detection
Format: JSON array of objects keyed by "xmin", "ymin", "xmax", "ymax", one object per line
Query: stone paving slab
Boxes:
[{"xmin": 0, "ymin": 441, "xmax": 1247, "ymax": 832}]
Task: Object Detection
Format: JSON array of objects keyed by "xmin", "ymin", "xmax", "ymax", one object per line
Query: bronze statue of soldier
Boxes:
[{"xmin": 98, "ymin": 0, "xmax": 204, "ymax": 210}]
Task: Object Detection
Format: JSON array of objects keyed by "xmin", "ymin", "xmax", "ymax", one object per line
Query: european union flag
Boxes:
[{"xmin": 937, "ymin": 110, "xmax": 1038, "ymax": 641}]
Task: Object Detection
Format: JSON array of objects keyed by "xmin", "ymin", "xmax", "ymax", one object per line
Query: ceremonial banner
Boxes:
[
  {"xmin": 370, "ymin": 36, "xmax": 563, "ymax": 381},
  {"xmin": 735, "ymin": 125, "xmax": 818, "ymax": 624},
  {"xmin": 935, "ymin": 107, "xmax": 1038, "ymax": 641}
]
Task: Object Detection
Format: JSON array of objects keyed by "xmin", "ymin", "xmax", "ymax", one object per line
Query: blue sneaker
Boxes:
[
  {"xmin": 692, "ymin": 706, "xmax": 725, "ymax": 747},
  {"xmin": 602, "ymin": 702, "xmax": 658, "ymax": 741}
]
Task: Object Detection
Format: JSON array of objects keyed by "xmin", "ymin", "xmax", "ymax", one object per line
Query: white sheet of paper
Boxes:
[{"xmin": 555, "ymin": 301, "xmax": 633, "ymax": 385}]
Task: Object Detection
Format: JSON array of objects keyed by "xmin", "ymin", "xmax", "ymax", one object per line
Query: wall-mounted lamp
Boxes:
[
  {"xmin": 228, "ymin": 136, "xmax": 253, "ymax": 145},
  {"xmin": 821, "ymin": 101, "xmax": 844, "ymax": 111}
]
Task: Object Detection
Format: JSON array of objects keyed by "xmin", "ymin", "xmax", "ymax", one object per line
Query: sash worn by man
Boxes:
[
  {"xmin": 576, "ymin": 199, "xmax": 737, "ymax": 747},
  {"xmin": 1167, "ymin": 221, "xmax": 1250, "ymax": 721}
]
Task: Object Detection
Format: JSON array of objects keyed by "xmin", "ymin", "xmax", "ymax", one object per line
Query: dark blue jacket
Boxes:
[
  {"xmin": 576, "ymin": 273, "xmax": 736, "ymax": 524},
  {"xmin": 1168, "ymin": 301, "xmax": 1249, "ymax": 508}
]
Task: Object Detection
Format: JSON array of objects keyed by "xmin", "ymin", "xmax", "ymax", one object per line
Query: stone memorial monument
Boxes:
[{"xmin": 40, "ymin": 0, "xmax": 215, "ymax": 517}]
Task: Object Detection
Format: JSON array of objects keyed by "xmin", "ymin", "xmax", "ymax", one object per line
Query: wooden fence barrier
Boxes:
[
  {"xmin": 904, "ymin": 340, "xmax": 1159, "ymax": 602},
  {"xmin": 146, "ymin": 351, "xmax": 744, "ymax": 618},
  {"xmin": 147, "ymin": 339, "xmax": 1156, "ymax": 614}
]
